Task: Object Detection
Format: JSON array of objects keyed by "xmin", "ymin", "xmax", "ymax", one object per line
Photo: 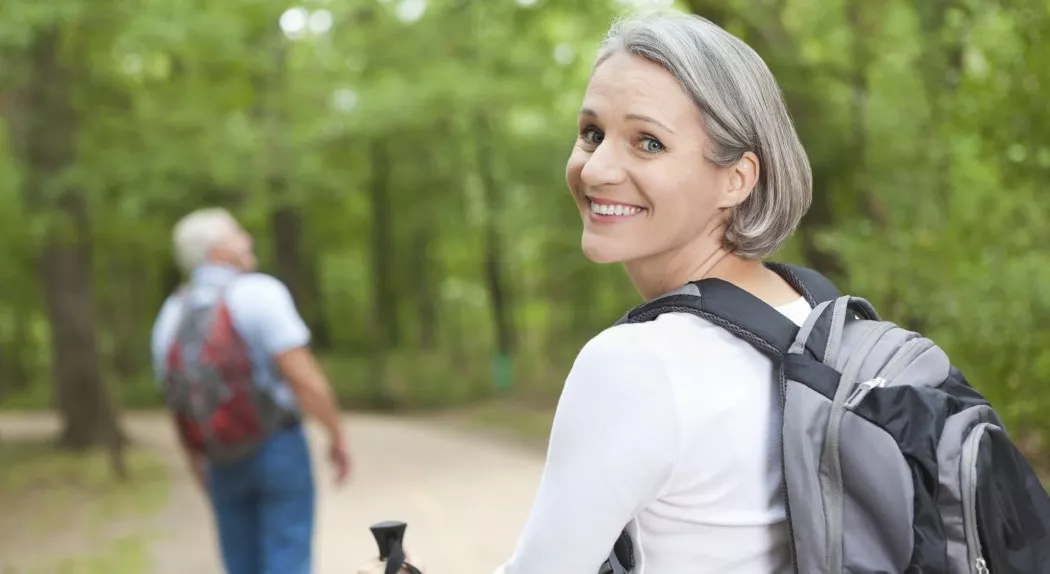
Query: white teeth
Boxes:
[{"xmin": 590, "ymin": 201, "xmax": 642, "ymax": 216}]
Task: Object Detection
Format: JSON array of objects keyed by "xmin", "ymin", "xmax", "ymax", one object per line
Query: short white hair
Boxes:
[
  {"xmin": 595, "ymin": 11, "xmax": 812, "ymax": 258},
  {"xmin": 172, "ymin": 207, "xmax": 237, "ymax": 272}
]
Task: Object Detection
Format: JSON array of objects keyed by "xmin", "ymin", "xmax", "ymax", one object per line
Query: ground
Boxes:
[{"xmin": 0, "ymin": 411, "xmax": 547, "ymax": 574}]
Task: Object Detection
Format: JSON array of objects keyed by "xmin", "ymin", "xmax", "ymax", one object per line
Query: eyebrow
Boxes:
[{"xmin": 579, "ymin": 107, "xmax": 676, "ymax": 134}]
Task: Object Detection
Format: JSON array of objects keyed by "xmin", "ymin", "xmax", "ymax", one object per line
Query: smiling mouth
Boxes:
[{"xmin": 587, "ymin": 198, "xmax": 646, "ymax": 218}]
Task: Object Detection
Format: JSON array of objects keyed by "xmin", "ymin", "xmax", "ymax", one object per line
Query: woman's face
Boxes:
[{"xmin": 565, "ymin": 51, "xmax": 747, "ymax": 265}]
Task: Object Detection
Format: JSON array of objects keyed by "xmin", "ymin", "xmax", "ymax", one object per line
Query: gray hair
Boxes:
[
  {"xmin": 594, "ymin": 11, "xmax": 812, "ymax": 259},
  {"xmin": 171, "ymin": 207, "xmax": 237, "ymax": 272}
]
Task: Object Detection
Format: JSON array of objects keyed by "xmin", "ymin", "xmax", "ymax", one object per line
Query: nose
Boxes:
[{"xmin": 579, "ymin": 139, "xmax": 627, "ymax": 188}]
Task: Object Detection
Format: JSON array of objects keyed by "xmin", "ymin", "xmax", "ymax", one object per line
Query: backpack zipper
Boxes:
[
  {"xmin": 778, "ymin": 364, "xmax": 800, "ymax": 574},
  {"xmin": 843, "ymin": 337, "xmax": 935, "ymax": 410},
  {"xmin": 824, "ymin": 321, "xmax": 896, "ymax": 573},
  {"xmin": 843, "ymin": 377, "xmax": 886, "ymax": 410},
  {"xmin": 878, "ymin": 337, "xmax": 935, "ymax": 382},
  {"xmin": 962, "ymin": 422, "xmax": 997, "ymax": 574}
]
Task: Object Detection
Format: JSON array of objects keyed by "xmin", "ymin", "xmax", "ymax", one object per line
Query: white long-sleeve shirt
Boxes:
[{"xmin": 498, "ymin": 297, "xmax": 812, "ymax": 574}]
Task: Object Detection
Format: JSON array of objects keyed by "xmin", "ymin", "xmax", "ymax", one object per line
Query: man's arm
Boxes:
[
  {"xmin": 273, "ymin": 346, "xmax": 350, "ymax": 480},
  {"xmin": 275, "ymin": 347, "xmax": 342, "ymax": 439},
  {"xmin": 240, "ymin": 274, "xmax": 350, "ymax": 483}
]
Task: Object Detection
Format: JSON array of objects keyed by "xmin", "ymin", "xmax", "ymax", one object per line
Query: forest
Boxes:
[{"xmin": 1, "ymin": 0, "xmax": 1048, "ymax": 471}]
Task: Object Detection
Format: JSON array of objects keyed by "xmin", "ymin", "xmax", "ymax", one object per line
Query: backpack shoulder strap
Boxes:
[
  {"xmin": 166, "ymin": 278, "xmax": 247, "ymax": 367},
  {"xmin": 618, "ymin": 263, "xmax": 842, "ymax": 359},
  {"xmin": 765, "ymin": 261, "xmax": 841, "ymax": 305},
  {"xmin": 621, "ymin": 278, "xmax": 797, "ymax": 357},
  {"xmin": 172, "ymin": 276, "xmax": 241, "ymax": 322}
]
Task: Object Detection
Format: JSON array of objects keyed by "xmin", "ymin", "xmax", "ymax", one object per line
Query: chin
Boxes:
[{"xmin": 581, "ymin": 235, "xmax": 630, "ymax": 264}]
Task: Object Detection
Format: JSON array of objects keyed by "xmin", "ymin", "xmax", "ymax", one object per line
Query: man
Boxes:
[{"xmin": 151, "ymin": 207, "xmax": 350, "ymax": 574}]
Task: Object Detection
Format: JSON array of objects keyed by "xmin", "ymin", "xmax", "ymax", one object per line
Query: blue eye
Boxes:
[{"xmin": 641, "ymin": 137, "xmax": 664, "ymax": 153}]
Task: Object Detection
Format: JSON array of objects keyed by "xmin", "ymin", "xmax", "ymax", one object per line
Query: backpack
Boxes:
[
  {"xmin": 599, "ymin": 262, "xmax": 1050, "ymax": 574},
  {"xmin": 162, "ymin": 280, "xmax": 297, "ymax": 465}
]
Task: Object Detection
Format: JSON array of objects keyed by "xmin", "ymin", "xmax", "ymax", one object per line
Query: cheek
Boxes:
[
  {"xmin": 652, "ymin": 165, "xmax": 720, "ymax": 214},
  {"xmin": 637, "ymin": 167, "xmax": 686, "ymax": 211}
]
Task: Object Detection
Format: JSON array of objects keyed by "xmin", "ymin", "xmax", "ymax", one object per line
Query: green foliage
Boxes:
[
  {"xmin": 809, "ymin": 0, "xmax": 1050, "ymax": 442},
  {"xmin": 0, "ymin": 0, "xmax": 1048, "ymax": 463}
]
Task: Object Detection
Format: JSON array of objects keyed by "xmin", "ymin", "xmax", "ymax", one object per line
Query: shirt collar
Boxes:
[{"xmin": 189, "ymin": 263, "xmax": 241, "ymax": 286}]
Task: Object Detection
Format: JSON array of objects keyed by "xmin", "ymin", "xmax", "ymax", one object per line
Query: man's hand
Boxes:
[{"xmin": 329, "ymin": 436, "xmax": 352, "ymax": 486}]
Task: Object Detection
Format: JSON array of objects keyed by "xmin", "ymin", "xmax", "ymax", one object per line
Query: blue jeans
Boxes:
[{"xmin": 208, "ymin": 424, "xmax": 315, "ymax": 574}]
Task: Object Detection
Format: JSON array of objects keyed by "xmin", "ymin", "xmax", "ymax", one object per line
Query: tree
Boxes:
[{"xmin": 10, "ymin": 21, "xmax": 126, "ymax": 476}]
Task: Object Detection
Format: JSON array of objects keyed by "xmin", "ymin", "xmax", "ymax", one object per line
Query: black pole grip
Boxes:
[{"xmin": 370, "ymin": 520, "xmax": 410, "ymax": 574}]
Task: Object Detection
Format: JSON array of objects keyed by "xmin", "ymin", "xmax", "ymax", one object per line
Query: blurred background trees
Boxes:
[{"xmin": 1, "ymin": 0, "xmax": 1047, "ymax": 462}]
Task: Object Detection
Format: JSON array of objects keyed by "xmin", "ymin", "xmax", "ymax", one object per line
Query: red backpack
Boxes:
[{"xmin": 162, "ymin": 282, "xmax": 293, "ymax": 464}]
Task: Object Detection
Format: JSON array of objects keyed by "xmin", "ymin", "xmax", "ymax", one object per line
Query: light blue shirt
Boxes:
[{"xmin": 150, "ymin": 263, "xmax": 310, "ymax": 412}]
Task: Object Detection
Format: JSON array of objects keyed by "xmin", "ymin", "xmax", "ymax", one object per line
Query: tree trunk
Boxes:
[
  {"xmin": 271, "ymin": 202, "xmax": 330, "ymax": 349},
  {"xmin": 893, "ymin": 0, "xmax": 967, "ymax": 332},
  {"xmin": 686, "ymin": 0, "xmax": 848, "ymax": 279},
  {"xmin": 475, "ymin": 116, "xmax": 516, "ymax": 357},
  {"xmin": 104, "ymin": 251, "xmax": 148, "ymax": 384},
  {"xmin": 369, "ymin": 143, "xmax": 398, "ymax": 348},
  {"xmin": 9, "ymin": 306, "xmax": 33, "ymax": 390},
  {"xmin": 368, "ymin": 141, "xmax": 396, "ymax": 405},
  {"xmin": 409, "ymin": 137, "xmax": 446, "ymax": 351},
  {"xmin": 798, "ymin": 0, "xmax": 877, "ymax": 284},
  {"xmin": 259, "ymin": 32, "xmax": 331, "ymax": 351},
  {"xmin": 38, "ymin": 199, "xmax": 123, "ymax": 452},
  {"xmin": 18, "ymin": 27, "xmax": 126, "ymax": 476},
  {"xmin": 411, "ymin": 227, "xmax": 438, "ymax": 349},
  {"xmin": 917, "ymin": 0, "xmax": 965, "ymax": 213},
  {"xmin": 161, "ymin": 258, "xmax": 183, "ymax": 296}
]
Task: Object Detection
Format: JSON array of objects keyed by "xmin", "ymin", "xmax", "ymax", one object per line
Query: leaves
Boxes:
[{"xmin": 0, "ymin": 0, "xmax": 1048, "ymax": 445}]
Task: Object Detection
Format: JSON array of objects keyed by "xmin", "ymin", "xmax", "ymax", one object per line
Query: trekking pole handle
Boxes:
[{"xmin": 370, "ymin": 521, "xmax": 407, "ymax": 561}]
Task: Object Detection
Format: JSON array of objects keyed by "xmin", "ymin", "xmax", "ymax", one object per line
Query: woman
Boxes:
[{"xmin": 498, "ymin": 10, "xmax": 812, "ymax": 574}]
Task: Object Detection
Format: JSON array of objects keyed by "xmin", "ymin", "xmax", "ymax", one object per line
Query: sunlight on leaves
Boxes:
[
  {"xmin": 280, "ymin": 6, "xmax": 310, "ymax": 38},
  {"xmin": 553, "ymin": 43, "xmax": 576, "ymax": 65},
  {"xmin": 308, "ymin": 9, "xmax": 334, "ymax": 35},
  {"xmin": 331, "ymin": 87, "xmax": 359, "ymax": 113},
  {"xmin": 396, "ymin": 0, "xmax": 427, "ymax": 23}
]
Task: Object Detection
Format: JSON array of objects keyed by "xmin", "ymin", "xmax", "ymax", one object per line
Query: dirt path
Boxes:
[{"xmin": 0, "ymin": 412, "xmax": 547, "ymax": 574}]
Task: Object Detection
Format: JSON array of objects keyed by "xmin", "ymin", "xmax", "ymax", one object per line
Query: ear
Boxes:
[{"xmin": 718, "ymin": 151, "xmax": 760, "ymax": 208}]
